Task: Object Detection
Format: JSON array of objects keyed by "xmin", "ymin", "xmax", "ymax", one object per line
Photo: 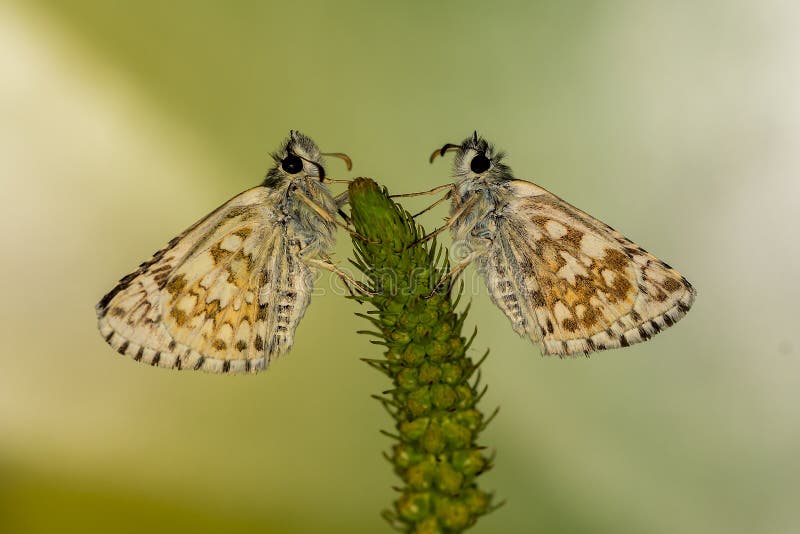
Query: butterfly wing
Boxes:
[
  {"xmin": 478, "ymin": 179, "xmax": 695, "ymax": 355},
  {"xmin": 96, "ymin": 186, "xmax": 313, "ymax": 373}
]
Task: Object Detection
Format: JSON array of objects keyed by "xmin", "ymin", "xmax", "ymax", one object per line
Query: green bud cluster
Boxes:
[{"xmin": 348, "ymin": 178, "xmax": 496, "ymax": 533}]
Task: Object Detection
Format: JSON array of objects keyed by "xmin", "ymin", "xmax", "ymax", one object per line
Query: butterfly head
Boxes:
[
  {"xmin": 265, "ymin": 130, "xmax": 352, "ymax": 186},
  {"xmin": 430, "ymin": 131, "xmax": 511, "ymax": 183}
]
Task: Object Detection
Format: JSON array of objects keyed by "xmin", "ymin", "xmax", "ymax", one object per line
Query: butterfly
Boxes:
[
  {"xmin": 411, "ymin": 131, "xmax": 696, "ymax": 356},
  {"xmin": 96, "ymin": 131, "xmax": 354, "ymax": 373}
]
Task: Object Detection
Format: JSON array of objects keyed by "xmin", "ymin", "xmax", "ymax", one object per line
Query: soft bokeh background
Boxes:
[{"xmin": 2, "ymin": 1, "xmax": 799, "ymax": 533}]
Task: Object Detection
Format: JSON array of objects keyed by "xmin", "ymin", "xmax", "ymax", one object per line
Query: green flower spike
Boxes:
[{"xmin": 348, "ymin": 178, "xmax": 498, "ymax": 533}]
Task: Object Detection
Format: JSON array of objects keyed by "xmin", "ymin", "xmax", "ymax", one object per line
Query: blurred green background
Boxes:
[{"xmin": 2, "ymin": 1, "xmax": 799, "ymax": 533}]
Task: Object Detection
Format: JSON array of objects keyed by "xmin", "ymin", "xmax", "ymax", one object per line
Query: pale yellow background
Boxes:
[{"xmin": 2, "ymin": 2, "xmax": 799, "ymax": 533}]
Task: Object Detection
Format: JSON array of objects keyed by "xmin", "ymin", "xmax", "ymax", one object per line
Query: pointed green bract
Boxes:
[{"xmin": 348, "ymin": 178, "xmax": 495, "ymax": 533}]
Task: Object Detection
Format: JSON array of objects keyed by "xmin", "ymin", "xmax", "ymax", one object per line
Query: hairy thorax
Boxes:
[
  {"xmin": 276, "ymin": 178, "xmax": 337, "ymax": 257},
  {"xmin": 450, "ymin": 178, "xmax": 512, "ymax": 246}
]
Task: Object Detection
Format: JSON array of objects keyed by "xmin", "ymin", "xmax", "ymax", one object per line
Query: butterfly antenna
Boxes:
[
  {"xmin": 429, "ymin": 143, "xmax": 460, "ymax": 163},
  {"xmin": 321, "ymin": 152, "xmax": 353, "ymax": 171}
]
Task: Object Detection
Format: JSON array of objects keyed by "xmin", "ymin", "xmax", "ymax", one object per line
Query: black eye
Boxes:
[
  {"xmin": 281, "ymin": 154, "xmax": 303, "ymax": 174},
  {"xmin": 470, "ymin": 153, "xmax": 491, "ymax": 173}
]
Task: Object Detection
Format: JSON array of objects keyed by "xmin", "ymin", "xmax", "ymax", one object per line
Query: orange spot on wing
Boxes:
[
  {"xmin": 602, "ymin": 249, "xmax": 629, "ymax": 271},
  {"xmin": 166, "ymin": 274, "xmax": 187, "ymax": 295}
]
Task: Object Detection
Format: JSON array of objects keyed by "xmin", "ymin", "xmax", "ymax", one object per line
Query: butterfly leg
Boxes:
[
  {"xmin": 294, "ymin": 188, "xmax": 377, "ymax": 243},
  {"xmin": 332, "ymin": 190, "xmax": 353, "ymax": 224},
  {"xmin": 304, "ymin": 257, "xmax": 377, "ymax": 297},
  {"xmin": 388, "ymin": 183, "xmax": 457, "ymax": 218},
  {"xmin": 409, "ymin": 221, "xmax": 450, "ymax": 248},
  {"xmin": 334, "ymin": 190, "xmax": 349, "ymax": 207},
  {"xmin": 408, "ymin": 193, "xmax": 480, "ymax": 249},
  {"xmin": 411, "ymin": 188, "xmax": 455, "ymax": 218},
  {"xmin": 337, "ymin": 221, "xmax": 377, "ymax": 243},
  {"xmin": 389, "ymin": 183, "xmax": 453, "ymax": 199}
]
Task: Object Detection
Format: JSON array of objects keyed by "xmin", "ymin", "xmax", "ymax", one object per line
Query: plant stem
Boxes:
[{"xmin": 348, "ymin": 178, "xmax": 496, "ymax": 533}]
